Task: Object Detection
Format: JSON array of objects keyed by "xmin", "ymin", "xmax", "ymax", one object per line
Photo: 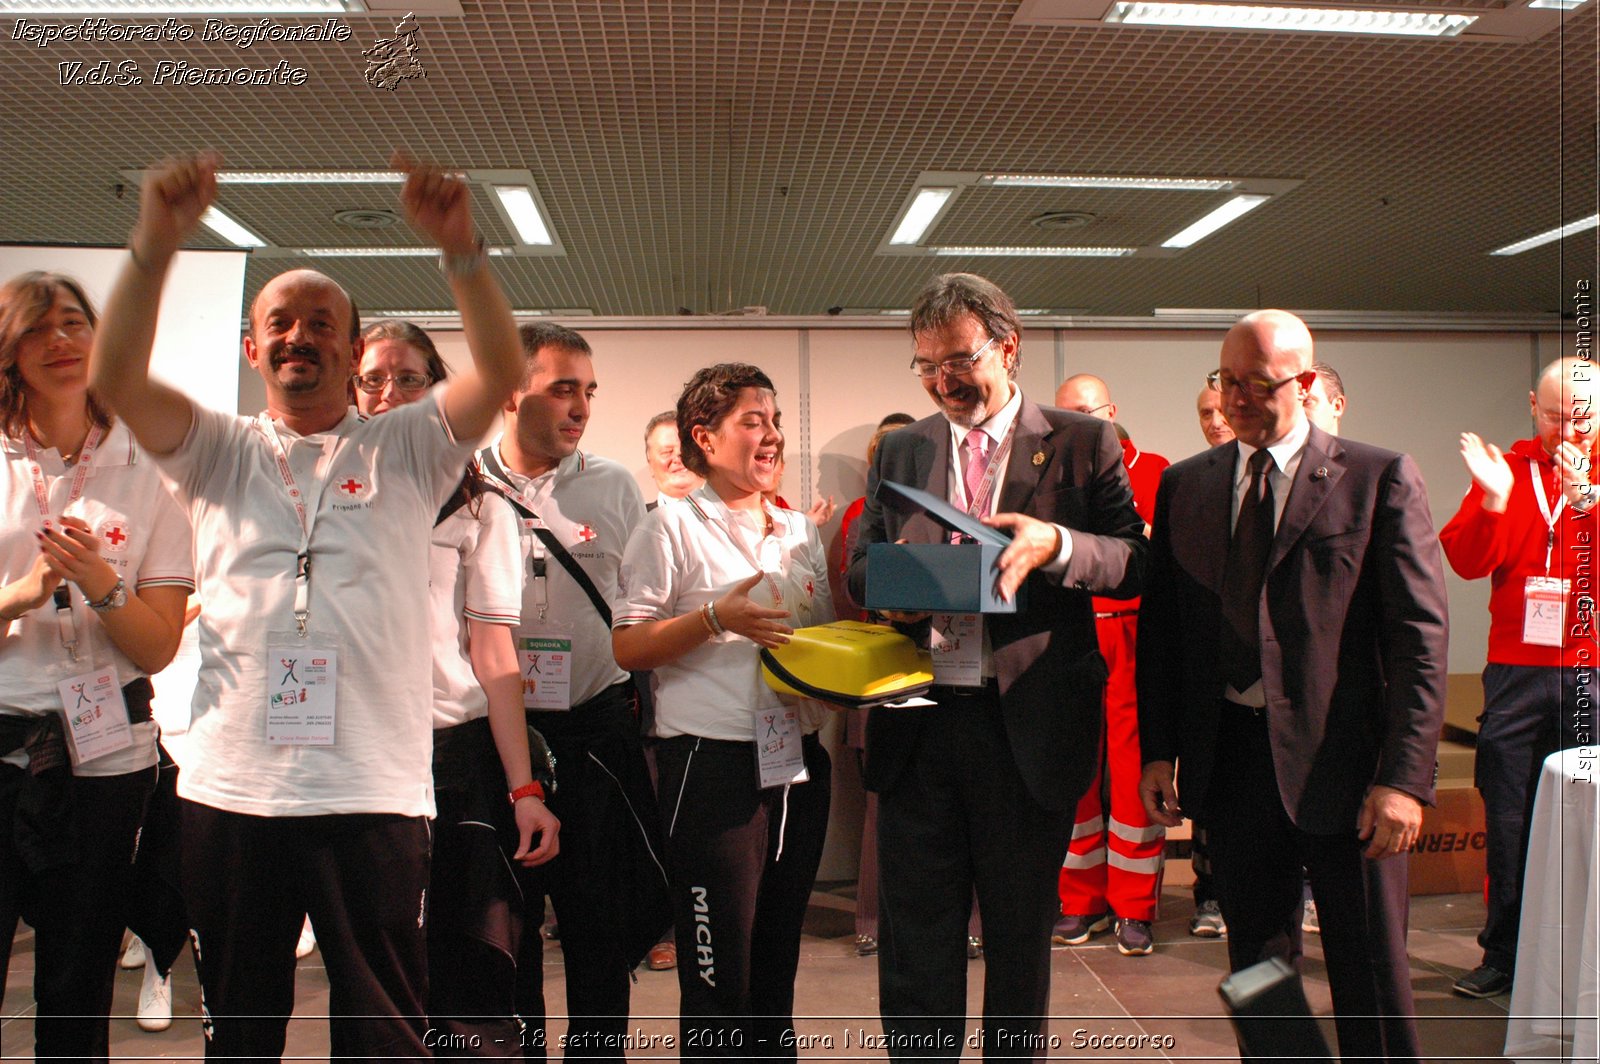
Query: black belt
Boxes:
[
  {"xmin": 928, "ymin": 678, "xmax": 1000, "ymax": 701},
  {"xmin": 1221, "ymin": 695, "xmax": 1267, "ymax": 719}
]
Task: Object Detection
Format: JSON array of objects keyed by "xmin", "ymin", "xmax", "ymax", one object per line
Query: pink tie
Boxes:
[{"xmin": 964, "ymin": 429, "xmax": 989, "ymax": 508}]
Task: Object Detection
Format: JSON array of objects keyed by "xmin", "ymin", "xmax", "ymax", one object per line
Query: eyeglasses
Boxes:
[
  {"xmin": 353, "ymin": 372, "xmax": 432, "ymax": 394},
  {"xmin": 1069, "ymin": 402, "xmax": 1112, "ymax": 417},
  {"xmin": 1206, "ymin": 369, "xmax": 1310, "ymax": 399},
  {"xmin": 910, "ymin": 336, "xmax": 1000, "ymax": 380}
]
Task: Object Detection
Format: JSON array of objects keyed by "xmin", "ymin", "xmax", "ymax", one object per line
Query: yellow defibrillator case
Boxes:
[{"xmin": 760, "ymin": 620, "xmax": 933, "ymax": 709}]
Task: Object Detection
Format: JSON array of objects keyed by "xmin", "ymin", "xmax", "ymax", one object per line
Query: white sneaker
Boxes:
[
  {"xmin": 295, "ymin": 917, "xmax": 316, "ymax": 959},
  {"xmin": 137, "ymin": 963, "xmax": 173, "ymax": 1032},
  {"xmin": 120, "ymin": 935, "xmax": 147, "ymax": 970}
]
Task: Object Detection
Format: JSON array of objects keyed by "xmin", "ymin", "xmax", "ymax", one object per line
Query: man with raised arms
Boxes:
[{"xmin": 89, "ymin": 153, "xmax": 523, "ymax": 1060}]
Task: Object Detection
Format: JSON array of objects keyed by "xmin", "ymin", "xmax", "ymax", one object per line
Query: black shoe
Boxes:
[{"xmin": 1453, "ymin": 964, "xmax": 1512, "ymax": 998}]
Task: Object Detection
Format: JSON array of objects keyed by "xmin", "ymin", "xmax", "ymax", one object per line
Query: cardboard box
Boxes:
[
  {"xmin": 1156, "ymin": 779, "xmax": 1487, "ymax": 897},
  {"xmin": 863, "ymin": 480, "xmax": 1019, "ymax": 614},
  {"xmin": 1408, "ymin": 780, "xmax": 1487, "ymax": 896}
]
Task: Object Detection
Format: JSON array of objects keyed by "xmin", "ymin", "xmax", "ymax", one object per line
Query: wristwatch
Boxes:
[{"xmin": 86, "ymin": 577, "xmax": 127, "ymax": 613}]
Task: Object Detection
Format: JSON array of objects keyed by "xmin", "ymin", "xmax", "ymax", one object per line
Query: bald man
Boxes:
[
  {"xmin": 91, "ymin": 155, "xmax": 524, "ymax": 1058},
  {"xmin": 1440, "ymin": 356, "xmax": 1598, "ymax": 1000},
  {"xmin": 1197, "ymin": 382, "xmax": 1235, "ymax": 449},
  {"xmin": 1049, "ymin": 376, "xmax": 1169, "ymax": 955},
  {"xmin": 1137, "ymin": 310, "xmax": 1448, "ymax": 1062}
]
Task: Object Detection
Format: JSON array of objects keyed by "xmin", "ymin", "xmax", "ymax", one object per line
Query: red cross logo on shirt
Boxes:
[
  {"xmin": 576, "ymin": 524, "xmax": 597, "ymax": 542},
  {"xmin": 339, "ymin": 478, "xmax": 365, "ymax": 496},
  {"xmin": 101, "ymin": 524, "xmax": 128, "ymax": 552}
]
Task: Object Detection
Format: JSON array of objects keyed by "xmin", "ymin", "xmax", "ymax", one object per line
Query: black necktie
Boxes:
[{"xmin": 1221, "ymin": 449, "xmax": 1274, "ymax": 691}]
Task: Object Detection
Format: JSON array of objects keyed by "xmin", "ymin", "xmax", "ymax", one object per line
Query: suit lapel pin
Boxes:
[
  {"xmin": 1032, "ymin": 451, "xmax": 1046, "ymax": 466},
  {"xmin": 1312, "ymin": 466, "xmax": 1330, "ymax": 480}
]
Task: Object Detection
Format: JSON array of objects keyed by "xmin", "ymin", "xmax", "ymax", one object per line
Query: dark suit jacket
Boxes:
[
  {"xmin": 1136, "ymin": 425, "xmax": 1449, "ymax": 835},
  {"xmin": 845, "ymin": 398, "xmax": 1147, "ymax": 812}
]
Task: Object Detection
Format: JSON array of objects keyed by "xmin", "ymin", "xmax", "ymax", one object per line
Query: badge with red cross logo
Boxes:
[
  {"xmin": 575, "ymin": 524, "xmax": 598, "ymax": 543},
  {"xmin": 100, "ymin": 522, "xmax": 130, "ymax": 553},
  {"xmin": 336, "ymin": 476, "xmax": 368, "ymax": 501}
]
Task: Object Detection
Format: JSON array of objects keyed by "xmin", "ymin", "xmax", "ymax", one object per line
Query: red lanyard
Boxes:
[{"xmin": 23, "ymin": 424, "xmax": 104, "ymax": 531}]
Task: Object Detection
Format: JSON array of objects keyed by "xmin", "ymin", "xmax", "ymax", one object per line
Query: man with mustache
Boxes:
[
  {"xmin": 848, "ymin": 273, "xmax": 1146, "ymax": 1059},
  {"xmin": 88, "ymin": 153, "xmax": 523, "ymax": 1059}
]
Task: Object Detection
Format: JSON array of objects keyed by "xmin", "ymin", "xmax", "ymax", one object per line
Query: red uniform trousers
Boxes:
[{"xmin": 1058, "ymin": 611, "xmax": 1165, "ymax": 921}]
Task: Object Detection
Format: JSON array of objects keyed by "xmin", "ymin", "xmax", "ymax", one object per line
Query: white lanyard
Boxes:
[
  {"xmin": 25, "ymin": 426, "xmax": 105, "ymax": 661},
  {"xmin": 707, "ymin": 494, "xmax": 786, "ymax": 605},
  {"xmin": 256, "ymin": 414, "xmax": 345, "ymax": 634},
  {"xmin": 947, "ymin": 416, "xmax": 1011, "ymax": 531},
  {"xmin": 1528, "ymin": 457, "xmax": 1565, "ymax": 575},
  {"xmin": 24, "ymin": 424, "xmax": 104, "ymax": 531}
]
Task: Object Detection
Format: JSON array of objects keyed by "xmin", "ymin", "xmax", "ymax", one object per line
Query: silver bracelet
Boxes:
[
  {"xmin": 706, "ymin": 600, "xmax": 725, "ymax": 635},
  {"xmin": 438, "ymin": 237, "xmax": 487, "ymax": 278}
]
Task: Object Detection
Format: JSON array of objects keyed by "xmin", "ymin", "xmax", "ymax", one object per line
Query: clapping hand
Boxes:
[{"xmin": 1459, "ymin": 432, "xmax": 1513, "ymax": 511}]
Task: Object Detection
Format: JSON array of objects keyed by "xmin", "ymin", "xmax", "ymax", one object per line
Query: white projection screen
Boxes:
[{"xmin": 0, "ymin": 245, "xmax": 247, "ymax": 414}]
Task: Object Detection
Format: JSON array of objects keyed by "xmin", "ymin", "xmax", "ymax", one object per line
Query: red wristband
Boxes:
[{"xmin": 508, "ymin": 782, "xmax": 544, "ymax": 804}]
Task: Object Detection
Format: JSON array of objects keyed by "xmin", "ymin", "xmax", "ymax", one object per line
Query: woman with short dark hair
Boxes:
[{"xmin": 613, "ymin": 362, "xmax": 833, "ymax": 1061}]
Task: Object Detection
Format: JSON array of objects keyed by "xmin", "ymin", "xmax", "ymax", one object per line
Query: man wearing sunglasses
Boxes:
[
  {"xmin": 848, "ymin": 273, "xmax": 1146, "ymax": 1059},
  {"xmin": 1137, "ymin": 310, "xmax": 1448, "ymax": 1063}
]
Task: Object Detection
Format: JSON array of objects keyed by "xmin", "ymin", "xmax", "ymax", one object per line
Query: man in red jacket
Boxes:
[
  {"xmin": 1440, "ymin": 354, "xmax": 1598, "ymax": 999},
  {"xmin": 1050, "ymin": 374, "xmax": 1170, "ymax": 955}
]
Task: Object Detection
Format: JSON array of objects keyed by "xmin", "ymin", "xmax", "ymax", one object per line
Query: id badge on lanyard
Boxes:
[
  {"xmin": 1525, "ymin": 458, "xmax": 1571, "ymax": 648},
  {"xmin": 931, "ymin": 421, "xmax": 1014, "ymax": 687},
  {"xmin": 518, "ymin": 522, "xmax": 576, "ymax": 710},
  {"xmin": 755, "ymin": 705, "xmax": 809, "ymax": 788},
  {"xmin": 57, "ymin": 663, "xmax": 133, "ymax": 765},
  {"xmin": 29, "ymin": 431, "xmax": 134, "ymax": 763},
  {"xmin": 930, "ymin": 613, "xmax": 984, "ymax": 687},
  {"xmin": 258, "ymin": 416, "xmax": 346, "ymax": 743}
]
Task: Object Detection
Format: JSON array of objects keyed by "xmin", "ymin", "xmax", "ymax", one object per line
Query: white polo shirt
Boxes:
[
  {"xmin": 429, "ymin": 488, "xmax": 523, "ymax": 729},
  {"xmin": 479, "ymin": 444, "xmax": 644, "ymax": 710},
  {"xmin": 615, "ymin": 485, "xmax": 834, "ymax": 741},
  {"xmin": 1, "ymin": 421, "xmax": 194, "ymax": 776},
  {"xmin": 153, "ymin": 391, "xmax": 474, "ymax": 817}
]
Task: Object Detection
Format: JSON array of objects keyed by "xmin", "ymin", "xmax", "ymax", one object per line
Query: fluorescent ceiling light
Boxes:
[
  {"xmin": 1160, "ymin": 194, "xmax": 1271, "ymax": 248},
  {"xmin": 218, "ymin": 171, "xmax": 402, "ymax": 185},
  {"xmin": 1528, "ymin": 0, "xmax": 1585, "ymax": 8},
  {"xmin": 1104, "ymin": 2, "xmax": 1477, "ymax": 36},
  {"xmin": 200, "ymin": 206, "xmax": 266, "ymax": 248},
  {"xmin": 299, "ymin": 247, "xmax": 512, "ymax": 258},
  {"xmin": 2, "ymin": 1, "xmax": 356, "ymax": 11},
  {"xmin": 890, "ymin": 187, "xmax": 955, "ymax": 245},
  {"xmin": 981, "ymin": 174, "xmax": 1236, "ymax": 191},
  {"xmin": 1490, "ymin": 214, "xmax": 1600, "ymax": 255},
  {"xmin": 492, "ymin": 185, "xmax": 554, "ymax": 246},
  {"xmin": 932, "ymin": 245, "xmax": 1136, "ymax": 257}
]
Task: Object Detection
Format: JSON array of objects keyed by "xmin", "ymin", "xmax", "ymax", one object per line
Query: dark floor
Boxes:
[{"xmin": 3, "ymin": 884, "xmax": 1510, "ymax": 1062}]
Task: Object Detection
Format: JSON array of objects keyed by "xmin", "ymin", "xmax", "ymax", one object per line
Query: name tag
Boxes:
[
  {"xmin": 755, "ymin": 706, "xmax": 809, "ymax": 789},
  {"xmin": 266, "ymin": 634, "xmax": 338, "ymax": 745},
  {"xmin": 519, "ymin": 633, "xmax": 573, "ymax": 711},
  {"xmin": 930, "ymin": 613, "xmax": 984, "ymax": 687},
  {"xmin": 1523, "ymin": 576, "xmax": 1570, "ymax": 647},
  {"xmin": 57, "ymin": 665, "xmax": 132, "ymax": 765}
]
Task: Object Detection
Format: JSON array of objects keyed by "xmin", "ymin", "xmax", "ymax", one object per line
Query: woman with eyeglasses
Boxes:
[
  {"xmin": 0, "ymin": 271, "xmax": 194, "ymax": 1061},
  {"xmin": 353, "ymin": 318, "xmax": 559, "ymax": 1055},
  {"xmin": 613, "ymin": 362, "xmax": 834, "ymax": 1061}
]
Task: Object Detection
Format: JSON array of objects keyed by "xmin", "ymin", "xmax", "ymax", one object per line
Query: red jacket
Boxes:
[
  {"xmin": 1440, "ymin": 437, "xmax": 1598, "ymax": 666},
  {"xmin": 1093, "ymin": 439, "xmax": 1167, "ymax": 615}
]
